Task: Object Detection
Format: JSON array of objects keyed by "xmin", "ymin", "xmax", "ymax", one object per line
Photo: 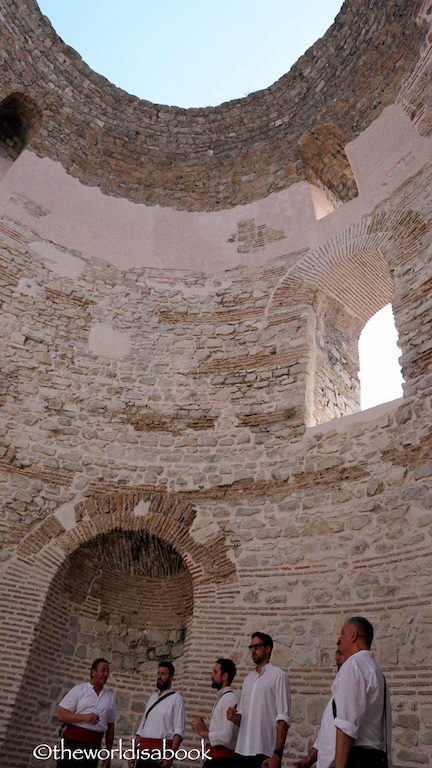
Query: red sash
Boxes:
[
  {"xmin": 63, "ymin": 725, "xmax": 103, "ymax": 746},
  {"xmin": 206, "ymin": 744, "xmax": 235, "ymax": 758}
]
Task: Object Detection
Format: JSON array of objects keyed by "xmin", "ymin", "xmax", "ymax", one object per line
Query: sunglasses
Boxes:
[{"xmin": 248, "ymin": 643, "xmax": 265, "ymax": 650}]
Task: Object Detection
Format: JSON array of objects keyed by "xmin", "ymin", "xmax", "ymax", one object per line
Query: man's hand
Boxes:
[
  {"xmin": 293, "ymin": 747, "xmax": 318, "ymax": 768},
  {"xmin": 82, "ymin": 712, "xmax": 100, "ymax": 725},
  {"xmin": 58, "ymin": 707, "xmax": 99, "ymax": 726},
  {"xmin": 100, "ymin": 759, "xmax": 111, "ymax": 768},
  {"xmin": 226, "ymin": 703, "xmax": 241, "ymax": 727},
  {"xmin": 192, "ymin": 717, "xmax": 208, "ymax": 739},
  {"xmin": 262, "ymin": 754, "xmax": 282, "ymax": 768}
]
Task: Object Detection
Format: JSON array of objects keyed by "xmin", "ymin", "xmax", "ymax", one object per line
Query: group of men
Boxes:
[{"xmin": 56, "ymin": 617, "xmax": 391, "ymax": 768}]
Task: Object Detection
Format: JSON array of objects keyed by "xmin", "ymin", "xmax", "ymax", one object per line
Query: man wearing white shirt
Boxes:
[
  {"xmin": 133, "ymin": 662, "xmax": 185, "ymax": 768},
  {"xmin": 57, "ymin": 657, "xmax": 117, "ymax": 768},
  {"xmin": 294, "ymin": 649, "xmax": 344, "ymax": 768},
  {"xmin": 192, "ymin": 658, "xmax": 238, "ymax": 767},
  {"xmin": 227, "ymin": 632, "xmax": 291, "ymax": 768},
  {"xmin": 332, "ymin": 617, "xmax": 391, "ymax": 768}
]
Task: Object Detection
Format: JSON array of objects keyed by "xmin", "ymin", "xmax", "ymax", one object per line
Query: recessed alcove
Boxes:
[
  {"xmin": 0, "ymin": 92, "xmax": 42, "ymax": 180},
  {"xmin": 2, "ymin": 528, "xmax": 193, "ymax": 761},
  {"xmin": 60, "ymin": 529, "xmax": 193, "ymax": 668},
  {"xmin": 299, "ymin": 124, "xmax": 359, "ymax": 219}
]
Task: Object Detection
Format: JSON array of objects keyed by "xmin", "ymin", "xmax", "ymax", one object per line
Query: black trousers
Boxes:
[
  {"xmin": 346, "ymin": 747, "xmax": 388, "ymax": 768},
  {"xmin": 56, "ymin": 736, "xmax": 100, "ymax": 768},
  {"xmin": 231, "ymin": 755, "xmax": 268, "ymax": 768}
]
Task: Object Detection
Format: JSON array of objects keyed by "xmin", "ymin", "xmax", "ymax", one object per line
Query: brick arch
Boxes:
[
  {"xmin": 266, "ymin": 209, "xmax": 429, "ymax": 326},
  {"xmin": 16, "ymin": 487, "xmax": 236, "ymax": 585},
  {"xmin": 264, "ymin": 209, "xmax": 429, "ymax": 423}
]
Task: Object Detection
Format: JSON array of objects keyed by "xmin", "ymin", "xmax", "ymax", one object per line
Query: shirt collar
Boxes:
[
  {"xmin": 216, "ymin": 686, "xmax": 233, "ymax": 700},
  {"xmin": 255, "ymin": 661, "xmax": 273, "ymax": 677}
]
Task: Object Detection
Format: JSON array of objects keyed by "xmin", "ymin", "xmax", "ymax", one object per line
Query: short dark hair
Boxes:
[
  {"xmin": 90, "ymin": 658, "xmax": 109, "ymax": 677},
  {"xmin": 347, "ymin": 616, "xmax": 374, "ymax": 647},
  {"xmin": 216, "ymin": 658, "xmax": 237, "ymax": 685},
  {"xmin": 251, "ymin": 632, "xmax": 273, "ymax": 651},
  {"xmin": 158, "ymin": 661, "xmax": 175, "ymax": 676}
]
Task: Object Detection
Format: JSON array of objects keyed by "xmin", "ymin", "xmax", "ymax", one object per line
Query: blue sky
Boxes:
[
  {"xmin": 37, "ymin": 0, "xmax": 345, "ymax": 108},
  {"xmin": 36, "ymin": 0, "xmax": 403, "ymax": 408}
]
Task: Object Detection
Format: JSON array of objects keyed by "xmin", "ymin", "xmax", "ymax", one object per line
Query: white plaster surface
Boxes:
[
  {"xmin": 54, "ymin": 501, "xmax": 79, "ymax": 531},
  {"xmin": 306, "ymin": 396, "xmax": 405, "ymax": 435},
  {"xmin": 0, "ymin": 105, "xmax": 430, "ymax": 273},
  {"xmin": 133, "ymin": 500, "xmax": 151, "ymax": 517},
  {"xmin": 88, "ymin": 323, "xmax": 131, "ymax": 359},
  {"xmin": 31, "ymin": 240, "xmax": 86, "ymax": 278}
]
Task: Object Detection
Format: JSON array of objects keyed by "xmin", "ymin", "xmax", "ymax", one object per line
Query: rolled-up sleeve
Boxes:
[
  {"xmin": 274, "ymin": 670, "xmax": 291, "ymax": 726},
  {"xmin": 334, "ymin": 664, "xmax": 367, "ymax": 739},
  {"xmin": 173, "ymin": 694, "xmax": 186, "ymax": 738}
]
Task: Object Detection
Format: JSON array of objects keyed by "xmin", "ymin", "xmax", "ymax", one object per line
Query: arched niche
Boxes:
[
  {"xmin": 58, "ymin": 529, "xmax": 193, "ymax": 669},
  {"xmin": 0, "ymin": 527, "xmax": 193, "ymax": 766},
  {"xmin": 299, "ymin": 123, "xmax": 359, "ymax": 217},
  {"xmin": 0, "ymin": 91, "xmax": 43, "ymax": 181}
]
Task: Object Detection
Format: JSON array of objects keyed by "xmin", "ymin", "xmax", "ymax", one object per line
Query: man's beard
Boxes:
[
  {"xmin": 157, "ymin": 680, "xmax": 170, "ymax": 691},
  {"xmin": 211, "ymin": 681, "xmax": 222, "ymax": 690}
]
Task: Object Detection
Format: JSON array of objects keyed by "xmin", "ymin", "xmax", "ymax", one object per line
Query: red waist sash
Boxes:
[
  {"xmin": 206, "ymin": 744, "xmax": 235, "ymax": 758},
  {"xmin": 63, "ymin": 725, "xmax": 103, "ymax": 746}
]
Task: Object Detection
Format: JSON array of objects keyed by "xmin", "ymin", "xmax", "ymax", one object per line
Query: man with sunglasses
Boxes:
[{"xmin": 227, "ymin": 632, "xmax": 291, "ymax": 768}]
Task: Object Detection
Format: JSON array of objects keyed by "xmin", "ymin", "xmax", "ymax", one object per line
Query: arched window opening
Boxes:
[
  {"xmin": 359, "ymin": 304, "xmax": 404, "ymax": 410},
  {"xmin": 299, "ymin": 123, "xmax": 359, "ymax": 219}
]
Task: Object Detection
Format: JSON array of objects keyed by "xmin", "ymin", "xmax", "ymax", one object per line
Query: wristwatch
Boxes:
[{"xmin": 274, "ymin": 749, "xmax": 283, "ymax": 758}]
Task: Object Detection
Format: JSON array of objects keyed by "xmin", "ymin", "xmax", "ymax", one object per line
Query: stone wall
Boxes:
[{"xmin": 0, "ymin": 1, "xmax": 432, "ymax": 767}]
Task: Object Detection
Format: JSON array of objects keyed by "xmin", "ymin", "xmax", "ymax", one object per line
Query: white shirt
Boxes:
[
  {"xmin": 236, "ymin": 663, "xmax": 291, "ymax": 757},
  {"xmin": 208, "ymin": 687, "xmax": 238, "ymax": 750},
  {"xmin": 313, "ymin": 699, "xmax": 336, "ymax": 768},
  {"xmin": 59, "ymin": 682, "xmax": 118, "ymax": 733},
  {"xmin": 136, "ymin": 690, "xmax": 185, "ymax": 739},
  {"xmin": 331, "ymin": 651, "xmax": 392, "ymax": 763}
]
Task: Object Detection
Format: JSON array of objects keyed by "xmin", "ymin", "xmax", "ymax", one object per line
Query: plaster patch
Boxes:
[
  {"xmin": 89, "ymin": 323, "xmax": 131, "ymax": 359},
  {"xmin": 133, "ymin": 500, "xmax": 151, "ymax": 517},
  {"xmin": 31, "ymin": 240, "xmax": 85, "ymax": 278},
  {"xmin": 54, "ymin": 502, "xmax": 78, "ymax": 531},
  {"xmin": 17, "ymin": 277, "xmax": 44, "ymax": 297}
]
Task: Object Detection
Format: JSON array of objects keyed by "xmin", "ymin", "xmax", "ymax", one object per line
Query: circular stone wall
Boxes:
[{"xmin": 0, "ymin": 0, "xmax": 424, "ymax": 210}]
